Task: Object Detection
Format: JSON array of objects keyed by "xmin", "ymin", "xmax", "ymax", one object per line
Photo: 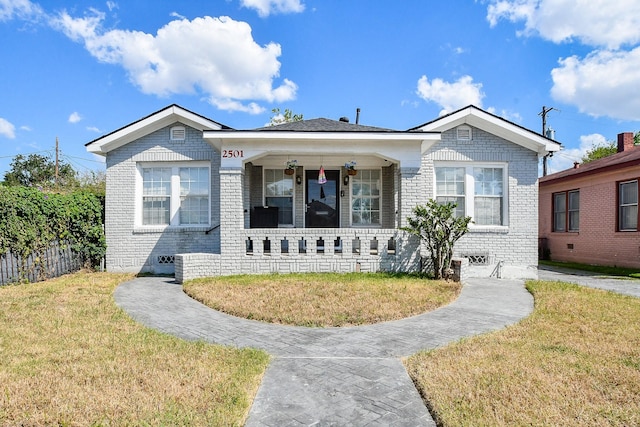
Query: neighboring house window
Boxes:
[
  {"xmin": 265, "ymin": 169, "xmax": 294, "ymax": 225},
  {"xmin": 170, "ymin": 126, "xmax": 186, "ymax": 141},
  {"xmin": 619, "ymin": 180, "xmax": 638, "ymax": 231},
  {"xmin": 435, "ymin": 167, "xmax": 465, "ymax": 218},
  {"xmin": 140, "ymin": 163, "xmax": 210, "ymax": 226},
  {"xmin": 351, "ymin": 169, "xmax": 381, "ymax": 226},
  {"xmin": 435, "ymin": 165, "xmax": 507, "ymax": 226},
  {"xmin": 553, "ymin": 190, "xmax": 579, "ymax": 232}
]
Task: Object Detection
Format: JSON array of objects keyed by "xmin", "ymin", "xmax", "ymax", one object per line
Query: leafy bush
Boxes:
[{"xmin": 0, "ymin": 186, "xmax": 106, "ymax": 279}]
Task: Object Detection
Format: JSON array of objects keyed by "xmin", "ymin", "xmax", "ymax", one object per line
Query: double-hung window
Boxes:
[
  {"xmin": 435, "ymin": 167, "xmax": 465, "ymax": 218},
  {"xmin": 351, "ymin": 169, "xmax": 381, "ymax": 226},
  {"xmin": 619, "ymin": 180, "xmax": 638, "ymax": 231},
  {"xmin": 473, "ymin": 167, "xmax": 503, "ymax": 225},
  {"xmin": 553, "ymin": 190, "xmax": 579, "ymax": 232},
  {"xmin": 140, "ymin": 163, "xmax": 210, "ymax": 227},
  {"xmin": 435, "ymin": 164, "xmax": 507, "ymax": 226},
  {"xmin": 264, "ymin": 169, "xmax": 294, "ymax": 226}
]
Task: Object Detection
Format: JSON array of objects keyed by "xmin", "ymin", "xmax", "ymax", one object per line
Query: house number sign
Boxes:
[{"xmin": 222, "ymin": 149, "xmax": 244, "ymax": 158}]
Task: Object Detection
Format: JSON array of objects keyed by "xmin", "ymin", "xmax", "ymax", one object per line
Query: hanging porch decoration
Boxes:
[
  {"xmin": 318, "ymin": 166, "xmax": 327, "ymax": 184},
  {"xmin": 345, "ymin": 160, "xmax": 357, "ymax": 176}
]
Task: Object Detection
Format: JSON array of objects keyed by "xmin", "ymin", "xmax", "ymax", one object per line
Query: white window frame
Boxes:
[
  {"xmin": 263, "ymin": 169, "xmax": 295, "ymax": 227},
  {"xmin": 434, "ymin": 162, "xmax": 509, "ymax": 228},
  {"xmin": 350, "ymin": 168, "xmax": 382, "ymax": 227},
  {"xmin": 135, "ymin": 161, "xmax": 211, "ymax": 229}
]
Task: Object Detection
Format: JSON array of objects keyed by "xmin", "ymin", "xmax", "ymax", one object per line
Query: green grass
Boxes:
[
  {"xmin": 405, "ymin": 280, "xmax": 640, "ymax": 426},
  {"xmin": 0, "ymin": 272, "xmax": 269, "ymax": 426},
  {"xmin": 184, "ymin": 272, "xmax": 461, "ymax": 327},
  {"xmin": 540, "ymin": 259, "xmax": 640, "ymax": 278}
]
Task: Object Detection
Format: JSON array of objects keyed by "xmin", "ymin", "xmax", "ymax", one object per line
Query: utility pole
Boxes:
[
  {"xmin": 539, "ymin": 106, "xmax": 557, "ymax": 176},
  {"xmin": 55, "ymin": 136, "xmax": 59, "ymax": 187}
]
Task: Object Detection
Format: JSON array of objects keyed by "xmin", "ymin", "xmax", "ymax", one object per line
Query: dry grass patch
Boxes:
[
  {"xmin": 405, "ymin": 280, "xmax": 640, "ymax": 426},
  {"xmin": 184, "ymin": 272, "xmax": 460, "ymax": 327},
  {"xmin": 0, "ymin": 272, "xmax": 269, "ymax": 426}
]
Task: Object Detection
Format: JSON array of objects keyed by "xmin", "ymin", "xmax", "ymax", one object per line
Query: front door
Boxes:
[{"xmin": 306, "ymin": 170, "xmax": 339, "ymax": 227}]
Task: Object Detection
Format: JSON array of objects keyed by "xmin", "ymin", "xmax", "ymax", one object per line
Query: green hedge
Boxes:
[{"xmin": 0, "ymin": 186, "xmax": 106, "ymax": 274}]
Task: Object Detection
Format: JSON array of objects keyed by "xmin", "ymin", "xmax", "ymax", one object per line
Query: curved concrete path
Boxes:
[{"xmin": 115, "ymin": 276, "xmax": 533, "ymax": 426}]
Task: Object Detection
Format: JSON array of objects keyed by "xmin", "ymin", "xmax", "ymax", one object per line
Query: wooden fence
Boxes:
[{"xmin": 0, "ymin": 241, "xmax": 83, "ymax": 285}]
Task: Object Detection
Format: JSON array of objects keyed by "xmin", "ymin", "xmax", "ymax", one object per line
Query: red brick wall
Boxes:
[{"xmin": 539, "ymin": 166, "xmax": 640, "ymax": 268}]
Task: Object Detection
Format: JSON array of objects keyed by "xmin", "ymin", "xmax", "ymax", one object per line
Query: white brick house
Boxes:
[{"xmin": 86, "ymin": 104, "xmax": 559, "ymax": 281}]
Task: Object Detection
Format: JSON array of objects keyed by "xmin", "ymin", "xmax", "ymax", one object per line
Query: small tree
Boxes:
[
  {"xmin": 269, "ymin": 108, "xmax": 303, "ymax": 126},
  {"xmin": 581, "ymin": 140, "xmax": 617, "ymax": 163},
  {"xmin": 402, "ymin": 200, "xmax": 471, "ymax": 280}
]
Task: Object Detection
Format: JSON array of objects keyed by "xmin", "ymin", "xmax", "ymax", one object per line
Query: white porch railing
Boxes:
[{"xmin": 242, "ymin": 228, "xmax": 400, "ymax": 258}]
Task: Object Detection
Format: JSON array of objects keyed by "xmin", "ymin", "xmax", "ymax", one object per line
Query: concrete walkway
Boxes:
[
  {"xmin": 538, "ymin": 265, "xmax": 640, "ymax": 298},
  {"xmin": 114, "ymin": 276, "xmax": 533, "ymax": 426}
]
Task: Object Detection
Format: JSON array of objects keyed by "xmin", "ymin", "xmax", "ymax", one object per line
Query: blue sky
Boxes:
[{"xmin": 1, "ymin": 0, "xmax": 640, "ymax": 178}]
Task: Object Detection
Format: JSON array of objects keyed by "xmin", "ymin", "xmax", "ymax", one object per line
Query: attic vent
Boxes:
[
  {"xmin": 456, "ymin": 125, "xmax": 472, "ymax": 141},
  {"xmin": 339, "ymin": 117, "xmax": 350, "ymax": 123},
  {"xmin": 170, "ymin": 126, "xmax": 186, "ymax": 141}
]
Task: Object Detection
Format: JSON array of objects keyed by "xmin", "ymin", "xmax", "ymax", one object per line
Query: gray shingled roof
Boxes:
[{"xmin": 252, "ymin": 118, "xmax": 398, "ymax": 132}]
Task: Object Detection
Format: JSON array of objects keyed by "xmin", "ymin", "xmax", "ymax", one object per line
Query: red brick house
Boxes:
[{"xmin": 539, "ymin": 132, "xmax": 640, "ymax": 268}]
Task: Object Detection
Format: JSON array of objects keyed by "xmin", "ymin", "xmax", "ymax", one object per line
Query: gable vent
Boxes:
[
  {"xmin": 456, "ymin": 125, "xmax": 472, "ymax": 141},
  {"xmin": 170, "ymin": 126, "xmax": 186, "ymax": 141}
]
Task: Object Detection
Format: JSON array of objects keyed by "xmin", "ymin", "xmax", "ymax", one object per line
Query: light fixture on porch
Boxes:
[
  {"xmin": 343, "ymin": 175, "xmax": 349, "ymax": 186},
  {"xmin": 296, "ymin": 175, "xmax": 302, "ymax": 185}
]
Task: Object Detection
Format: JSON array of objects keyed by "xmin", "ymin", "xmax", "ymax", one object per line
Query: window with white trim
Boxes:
[
  {"xmin": 264, "ymin": 169, "xmax": 294, "ymax": 225},
  {"xmin": 474, "ymin": 167, "xmax": 503, "ymax": 226},
  {"xmin": 619, "ymin": 180, "xmax": 638, "ymax": 231},
  {"xmin": 140, "ymin": 163, "xmax": 210, "ymax": 226},
  {"xmin": 435, "ymin": 164, "xmax": 507, "ymax": 226},
  {"xmin": 435, "ymin": 167, "xmax": 465, "ymax": 218},
  {"xmin": 351, "ymin": 169, "xmax": 381, "ymax": 226}
]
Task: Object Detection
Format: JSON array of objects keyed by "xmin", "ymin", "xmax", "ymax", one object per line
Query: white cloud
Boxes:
[
  {"xmin": 486, "ymin": 0, "xmax": 640, "ymax": 49},
  {"xmin": 86, "ymin": 126, "xmax": 101, "ymax": 132},
  {"xmin": 551, "ymin": 47, "xmax": 640, "ymax": 121},
  {"xmin": 240, "ymin": 0, "xmax": 304, "ymax": 17},
  {"xmin": 486, "ymin": 107, "xmax": 522, "ymax": 123},
  {"xmin": 51, "ymin": 12, "xmax": 297, "ymax": 113},
  {"xmin": 0, "ymin": 0, "xmax": 44, "ymax": 22},
  {"xmin": 106, "ymin": 1, "xmax": 117, "ymax": 12},
  {"xmin": 68, "ymin": 111, "xmax": 82, "ymax": 123},
  {"xmin": 416, "ymin": 75, "xmax": 484, "ymax": 115},
  {"xmin": 547, "ymin": 133, "xmax": 607, "ymax": 173},
  {"xmin": 0, "ymin": 117, "xmax": 16, "ymax": 138}
]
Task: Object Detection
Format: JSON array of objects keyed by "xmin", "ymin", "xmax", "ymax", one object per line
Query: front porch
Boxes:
[{"xmin": 175, "ymin": 227, "xmax": 421, "ymax": 282}]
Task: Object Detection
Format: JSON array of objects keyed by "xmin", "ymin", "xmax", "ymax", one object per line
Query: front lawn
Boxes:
[
  {"xmin": 0, "ymin": 272, "xmax": 269, "ymax": 426},
  {"xmin": 184, "ymin": 272, "xmax": 460, "ymax": 327},
  {"xmin": 405, "ymin": 280, "xmax": 640, "ymax": 426}
]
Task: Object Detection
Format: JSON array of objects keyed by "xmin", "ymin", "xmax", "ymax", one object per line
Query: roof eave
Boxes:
[
  {"xmin": 86, "ymin": 105, "xmax": 226, "ymax": 155},
  {"xmin": 415, "ymin": 106, "xmax": 560, "ymax": 155}
]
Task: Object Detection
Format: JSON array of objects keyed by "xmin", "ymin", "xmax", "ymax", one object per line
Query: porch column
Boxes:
[
  {"xmin": 398, "ymin": 167, "xmax": 421, "ymax": 227},
  {"xmin": 397, "ymin": 166, "xmax": 422, "ymax": 272},
  {"xmin": 219, "ymin": 167, "xmax": 245, "ymax": 264}
]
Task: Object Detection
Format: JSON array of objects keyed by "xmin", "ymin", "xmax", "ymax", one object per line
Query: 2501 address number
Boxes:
[{"xmin": 222, "ymin": 149, "xmax": 244, "ymax": 158}]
